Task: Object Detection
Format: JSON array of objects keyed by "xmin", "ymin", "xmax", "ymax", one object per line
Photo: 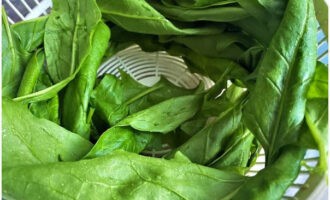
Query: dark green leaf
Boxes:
[
  {"xmin": 168, "ymin": 101, "xmax": 242, "ymax": 164},
  {"xmin": 159, "ymin": 32, "xmax": 255, "ymax": 60},
  {"xmin": 150, "ymin": 0, "xmax": 249, "ymax": 22},
  {"xmin": 91, "ymin": 73, "xmax": 151, "ymax": 126},
  {"xmin": 183, "ymin": 50, "xmax": 248, "ymax": 82},
  {"xmin": 209, "ymin": 126, "xmax": 254, "ymax": 174},
  {"xmin": 162, "ymin": 0, "xmax": 238, "ymax": 8},
  {"xmin": 243, "ymin": 0, "xmax": 317, "ymax": 165}
]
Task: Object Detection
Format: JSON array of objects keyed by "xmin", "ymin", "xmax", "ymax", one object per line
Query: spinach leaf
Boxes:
[
  {"xmin": 209, "ymin": 126, "xmax": 254, "ymax": 174},
  {"xmin": 180, "ymin": 80, "xmax": 247, "ymax": 137},
  {"xmin": 97, "ymin": 0, "xmax": 224, "ymax": 35},
  {"xmin": 231, "ymin": 17, "xmax": 272, "ymax": 46},
  {"xmin": 29, "ymin": 70, "xmax": 60, "ymax": 124},
  {"xmin": 45, "ymin": 0, "xmax": 101, "ymax": 83},
  {"xmin": 11, "ymin": 16, "xmax": 48, "ymax": 52},
  {"xmin": 2, "ymin": 13, "xmax": 48, "ymax": 98},
  {"xmin": 159, "ymin": 32, "xmax": 255, "ymax": 60},
  {"xmin": 13, "ymin": 71, "xmax": 77, "ymax": 104},
  {"xmin": 232, "ymin": 145, "xmax": 305, "ymax": 200},
  {"xmin": 2, "ymin": 8, "xmax": 30, "ymax": 98},
  {"xmin": 243, "ymin": 0, "xmax": 317, "ymax": 165},
  {"xmin": 3, "ymin": 150, "xmax": 246, "ymax": 200},
  {"xmin": 129, "ymin": 77, "xmax": 203, "ymax": 113},
  {"xmin": 92, "ymin": 72, "xmax": 199, "ymax": 127},
  {"xmin": 305, "ymin": 99, "xmax": 328, "ymax": 173},
  {"xmin": 234, "ymin": 0, "xmax": 286, "ymax": 45},
  {"xmin": 307, "ymin": 61, "xmax": 328, "ymax": 99},
  {"xmin": 183, "ymin": 50, "xmax": 248, "ymax": 82},
  {"xmin": 84, "ymin": 127, "xmax": 153, "ymax": 159},
  {"xmin": 118, "ymin": 94, "xmax": 202, "ymax": 133},
  {"xmin": 162, "ymin": 0, "xmax": 238, "ymax": 8},
  {"xmin": 313, "ymin": 0, "xmax": 328, "ymax": 37},
  {"xmin": 30, "ymin": 95, "xmax": 60, "ymax": 124},
  {"xmin": 149, "ymin": 1, "xmax": 250, "ymax": 22},
  {"xmin": 238, "ymin": 45, "xmax": 264, "ymax": 71},
  {"xmin": 61, "ymin": 21, "xmax": 111, "ymax": 139},
  {"xmin": 167, "ymin": 98, "xmax": 243, "ymax": 164},
  {"xmin": 17, "ymin": 49, "xmax": 45, "ymax": 97},
  {"xmin": 91, "ymin": 73, "xmax": 154, "ymax": 126},
  {"xmin": 2, "ymin": 99, "xmax": 92, "ymax": 169},
  {"xmin": 13, "ymin": 0, "xmax": 103, "ymax": 104}
]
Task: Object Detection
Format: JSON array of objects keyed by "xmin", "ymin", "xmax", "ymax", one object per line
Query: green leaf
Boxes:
[
  {"xmin": 307, "ymin": 61, "xmax": 328, "ymax": 99},
  {"xmin": 29, "ymin": 70, "xmax": 60, "ymax": 124},
  {"xmin": 162, "ymin": 0, "xmax": 238, "ymax": 8},
  {"xmin": 13, "ymin": 0, "xmax": 103, "ymax": 104},
  {"xmin": 243, "ymin": 0, "xmax": 317, "ymax": 165},
  {"xmin": 129, "ymin": 77, "xmax": 202, "ymax": 113},
  {"xmin": 61, "ymin": 21, "xmax": 111, "ymax": 139},
  {"xmin": 209, "ymin": 126, "xmax": 254, "ymax": 174},
  {"xmin": 91, "ymin": 73, "xmax": 152, "ymax": 126},
  {"xmin": 92, "ymin": 72, "xmax": 199, "ymax": 127},
  {"xmin": 13, "ymin": 71, "xmax": 78, "ymax": 104},
  {"xmin": 45, "ymin": 0, "xmax": 101, "ymax": 83},
  {"xmin": 305, "ymin": 99, "xmax": 328, "ymax": 173},
  {"xmin": 84, "ymin": 127, "xmax": 153, "ymax": 159},
  {"xmin": 97, "ymin": 0, "xmax": 224, "ymax": 35},
  {"xmin": 232, "ymin": 145, "xmax": 306, "ymax": 200},
  {"xmin": 30, "ymin": 95, "xmax": 60, "ymax": 124},
  {"xmin": 118, "ymin": 94, "xmax": 202, "ymax": 133},
  {"xmin": 159, "ymin": 32, "xmax": 255, "ymax": 60},
  {"xmin": 183, "ymin": 50, "xmax": 248, "ymax": 82},
  {"xmin": 11, "ymin": 16, "xmax": 48, "ymax": 52},
  {"xmin": 313, "ymin": 0, "xmax": 328, "ymax": 37},
  {"xmin": 150, "ymin": 1, "xmax": 250, "ymax": 22},
  {"xmin": 3, "ymin": 150, "xmax": 246, "ymax": 200},
  {"xmin": 2, "ymin": 13, "xmax": 47, "ymax": 98},
  {"xmin": 235, "ymin": 0, "xmax": 286, "ymax": 45},
  {"xmin": 2, "ymin": 99, "xmax": 92, "ymax": 169},
  {"xmin": 2, "ymin": 8, "xmax": 29, "ymax": 98},
  {"xmin": 168, "ymin": 98, "xmax": 243, "ymax": 164},
  {"xmin": 17, "ymin": 49, "xmax": 45, "ymax": 97}
]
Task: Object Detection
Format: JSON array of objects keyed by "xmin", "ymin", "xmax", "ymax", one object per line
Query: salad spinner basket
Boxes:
[{"xmin": 3, "ymin": 0, "xmax": 328, "ymax": 199}]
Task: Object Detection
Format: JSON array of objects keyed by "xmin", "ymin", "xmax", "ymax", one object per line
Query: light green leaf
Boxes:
[
  {"xmin": 3, "ymin": 150, "xmax": 246, "ymax": 200},
  {"xmin": 45, "ymin": 0, "xmax": 101, "ymax": 83},
  {"xmin": 2, "ymin": 99, "xmax": 92, "ymax": 169},
  {"xmin": 118, "ymin": 95, "xmax": 202, "ymax": 133},
  {"xmin": 84, "ymin": 127, "xmax": 153, "ymax": 159}
]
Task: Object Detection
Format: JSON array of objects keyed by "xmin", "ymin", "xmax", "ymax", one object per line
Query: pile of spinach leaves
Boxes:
[{"xmin": 2, "ymin": 0, "xmax": 328, "ymax": 199}]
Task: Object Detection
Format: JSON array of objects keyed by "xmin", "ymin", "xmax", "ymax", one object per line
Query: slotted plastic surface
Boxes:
[{"xmin": 3, "ymin": 1, "xmax": 328, "ymax": 199}]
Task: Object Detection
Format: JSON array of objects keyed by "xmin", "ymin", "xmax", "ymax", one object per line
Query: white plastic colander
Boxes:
[{"xmin": 3, "ymin": 0, "xmax": 328, "ymax": 199}]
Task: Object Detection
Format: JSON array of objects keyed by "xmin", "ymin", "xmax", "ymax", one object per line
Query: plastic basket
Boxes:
[{"xmin": 3, "ymin": 0, "xmax": 328, "ymax": 199}]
